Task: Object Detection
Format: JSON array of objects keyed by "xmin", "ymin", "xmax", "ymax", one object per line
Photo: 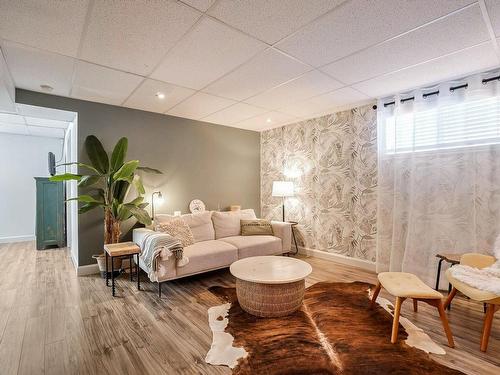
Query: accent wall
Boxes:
[{"xmin": 261, "ymin": 104, "xmax": 377, "ymax": 262}]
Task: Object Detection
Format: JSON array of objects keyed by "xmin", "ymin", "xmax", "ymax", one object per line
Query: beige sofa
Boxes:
[{"xmin": 132, "ymin": 209, "xmax": 292, "ymax": 294}]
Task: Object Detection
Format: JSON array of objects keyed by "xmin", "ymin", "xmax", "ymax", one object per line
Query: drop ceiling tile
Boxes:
[
  {"xmin": 235, "ymin": 111, "xmax": 298, "ymax": 131},
  {"xmin": 204, "ymin": 48, "xmax": 311, "ymax": 100},
  {"xmin": 2, "ymin": 41, "xmax": 75, "ymax": 96},
  {"xmin": 79, "ymin": 0, "xmax": 201, "ymax": 75},
  {"xmin": 151, "ymin": 17, "xmax": 265, "ymax": 90},
  {"xmin": 486, "ymin": 0, "xmax": 500, "ymax": 36},
  {"xmin": 353, "ymin": 42, "xmax": 499, "ymax": 98},
  {"xmin": 245, "ymin": 70, "xmax": 343, "ymax": 110},
  {"xmin": 0, "ymin": 0, "xmax": 89, "ymax": 56},
  {"xmin": 0, "ymin": 122, "xmax": 29, "ymax": 135},
  {"xmin": 276, "ymin": 0, "xmax": 475, "ymax": 67},
  {"xmin": 24, "ymin": 117, "xmax": 69, "ymax": 129},
  {"xmin": 0, "ymin": 113, "xmax": 25, "ymax": 124},
  {"xmin": 208, "ymin": 0, "xmax": 345, "ymax": 44},
  {"xmin": 71, "ymin": 61, "xmax": 143, "ymax": 106},
  {"xmin": 201, "ymin": 102, "xmax": 268, "ymax": 125},
  {"xmin": 167, "ymin": 92, "xmax": 236, "ymax": 120},
  {"xmin": 27, "ymin": 125, "xmax": 65, "ymax": 138},
  {"xmin": 181, "ymin": 0, "xmax": 216, "ymax": 12},
  {"xmin": 124, "ymin": 79, "xmax": 195, "ymax": 114},
  {"xmin": 321, "ymin": 5, "xmax": 489, "ymax": 85},
  {"xmin": 281, "ymin": 87, "xmax": 371, "ymax": 118}
]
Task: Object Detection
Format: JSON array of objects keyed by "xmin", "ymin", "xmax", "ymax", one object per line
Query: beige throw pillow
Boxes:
[
  {"xmin": 241, "ymin": 219, "xmax": 274, "ymax": 236},
  {"xmin": 155, "ymin": 218, "xmax": 194, "ymax": 247}
]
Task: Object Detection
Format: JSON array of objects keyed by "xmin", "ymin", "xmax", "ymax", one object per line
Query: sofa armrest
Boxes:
[
  {"xmin": 132, "ymin": 228, "xmax": 155, "ymax": 247},
  {"xmin": 271, "ymin": 221, "xmax": 292, "ymax": 252}
]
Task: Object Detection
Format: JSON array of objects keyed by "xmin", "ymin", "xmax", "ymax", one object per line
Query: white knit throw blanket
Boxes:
[{"xmin": 448, "ymin": 238, "xmax": 500, "ymax": 295}]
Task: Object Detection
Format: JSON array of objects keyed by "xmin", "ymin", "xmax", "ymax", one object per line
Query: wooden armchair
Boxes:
[{"xmin": 444, "ymin": 253, "xmax": 500, "ymax": 352}]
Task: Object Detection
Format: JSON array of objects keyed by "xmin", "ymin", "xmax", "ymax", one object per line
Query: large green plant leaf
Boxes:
[
  {"xmin": 127, "ymin": 205, "xmax": 152, "ymax": 225},
  {"xmin": 137, "ymin": 166, "xmax": 162, "ymax": 174},
  {"xmin": 113, "ymin": 160, "xmax": 139, "ymax": 181},
  {"xmin": 78, "ymin": 175, "xmax": 102, "ymax": 187},
  {"xmin": 85, "ymin": 135, "xmax": 109, "ymax": 174},
  {"xmin": 49, "ymin": 173, "xmax": 82, "ymax": 182},
  {"xmin": 132, "ymin": 175, "xmax": 145, "ymax": 195},
  {"xmin": 57, "ymin": 162, "xmax": 101, "ymax": 175},
  {"xmin": 110, "ymin": 137, "xmax": 128, "ymax": 173},
  {"xmin": 114, "ymin": 180, "xmax": 130, "ymax": 203}
]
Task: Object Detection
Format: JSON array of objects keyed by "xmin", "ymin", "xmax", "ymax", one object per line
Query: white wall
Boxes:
[{"xmin": 0, "ymin": 133, "xmax": 63, "ymax": 242}]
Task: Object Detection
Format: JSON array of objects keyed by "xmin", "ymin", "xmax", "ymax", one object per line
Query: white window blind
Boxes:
[{"xmin": 384, "ymin": 96, "xmax": 500, "ymax": 154}]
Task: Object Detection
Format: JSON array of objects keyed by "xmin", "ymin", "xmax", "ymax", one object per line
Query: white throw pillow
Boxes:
[
  {"xmin": 155, "ymin": 211, "xmax": 215, "ymax": 242},
  {"xmin": 211, "ymin": 209, "xmax": 257, "ymax": 239}
]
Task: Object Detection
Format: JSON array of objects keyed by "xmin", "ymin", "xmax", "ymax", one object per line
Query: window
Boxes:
[{"xmin": 383, "ymin": 96, "xmax": 500, "ymax": 154}]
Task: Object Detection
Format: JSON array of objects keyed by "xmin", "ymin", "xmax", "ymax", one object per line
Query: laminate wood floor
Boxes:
[{"xmin": 0, "ymin": 241, "xmax": 498, "ymax": 374}]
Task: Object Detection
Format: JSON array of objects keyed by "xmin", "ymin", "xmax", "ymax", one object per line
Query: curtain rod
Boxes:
[{"xmin": 373, "ymin": 74, "xmax": 500, "ymax": 109}]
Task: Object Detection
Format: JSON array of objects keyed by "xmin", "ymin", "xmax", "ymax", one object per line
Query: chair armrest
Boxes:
[
  {"xmin": 460, "ymin": 253, "xmax": 496, "ymax": 269},
  {"xmin": 271, "ymin": 221, "xmax": 292, "ymax": 252}
]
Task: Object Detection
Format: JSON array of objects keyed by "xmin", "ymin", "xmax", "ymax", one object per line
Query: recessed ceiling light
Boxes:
[
  {"xmin": 266, "ymin": 118, "xmax": 272, "ymax": 123},
  {"xmin": 40, "ymin": 84, "xmax": 53, "ymax": 92},
  {"xmin": 156, "ymin": 92, "xmax": 165, "ymax": 99}
]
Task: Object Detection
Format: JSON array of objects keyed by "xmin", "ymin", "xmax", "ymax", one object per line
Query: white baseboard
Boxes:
[
  {"xmin": 298, "ymin": 246, "xmax": 376, "ymax": 272},
  {"xmin": 0, "ymin": 235, "xmax": 35, "ymax": 243},
  {"xmin": 77, "ymin": 263, "xmax": 100, "ymax": 276}
]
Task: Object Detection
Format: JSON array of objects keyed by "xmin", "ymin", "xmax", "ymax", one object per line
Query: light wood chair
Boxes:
[
  {"xmin": 444, "ymin": 253, "xmax": 500, "ymax": 352},
  {"xmin": 371, "ymin": 272, "xmax": 455, "ymax": 347}
]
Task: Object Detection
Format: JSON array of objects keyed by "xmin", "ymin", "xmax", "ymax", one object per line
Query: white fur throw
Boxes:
[{"xmin": 448, "ymin": 237, "xmax": 500, "ymax": 295}]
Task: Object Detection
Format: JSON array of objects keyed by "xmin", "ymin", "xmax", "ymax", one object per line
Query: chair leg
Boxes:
[
  {"xmin": 480, "ymin": 304, "xmax": 496, "ymax": 352},
  {"xmin": 391, "ymin": 297, "xmax": 404, "ymax": 344},
  {"xmin": 413, "ymin": 299, "xmax": 418, "ymax": 312},
  {"xmin": 443, "ymin": 287, "xmax": 458, "ymax": 310},
  {"xmin": 370, "ymin": 282, "xmax": 382, "ymax": 309},
  {"xmin": 436, "ymin": 301, "xmax": 455, "ymax": 348}
]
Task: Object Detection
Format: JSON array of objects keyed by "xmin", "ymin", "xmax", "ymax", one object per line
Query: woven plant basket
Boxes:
[
  {"xmin": 93, "ymin": 253, "xmax": 122, "ymax": 278},
  {"xmin": 236, "ymin": 278, "xmax": 305, "ymax": 318}
]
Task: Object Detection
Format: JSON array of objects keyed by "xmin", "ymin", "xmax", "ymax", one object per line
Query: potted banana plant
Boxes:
[{"xmin": 50, "ymin": 135, "xmax": 161, "ymax": 276}]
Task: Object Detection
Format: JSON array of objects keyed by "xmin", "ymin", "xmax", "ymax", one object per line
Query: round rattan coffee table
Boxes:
[{"xmin": 229, "ymin": 256, "xmax": 312, "ymax": 318}]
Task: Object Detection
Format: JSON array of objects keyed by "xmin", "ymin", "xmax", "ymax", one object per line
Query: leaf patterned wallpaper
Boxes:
[{"xmin": 261, "ymin": 105, "xmax": 377, "ymax": 262}]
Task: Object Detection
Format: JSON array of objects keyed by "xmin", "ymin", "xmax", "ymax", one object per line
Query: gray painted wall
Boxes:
[{"xmin": 16, "ymin": 89, "xmax": 261, "ymax": 266}]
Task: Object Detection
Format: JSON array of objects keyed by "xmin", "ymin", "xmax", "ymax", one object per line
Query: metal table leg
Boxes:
[
  {"xmin": 111, "ymin": 256, "xmax": 115, "ymax": 297},
  {"xmin": 129, "ymin": 255, "xmax": 133, "ymax": 281},
  {"xmin": 435, "ymin": 258, "xmax": 444, "ymax": 291},
  {"xmin": 136, "ymin": 253, "xmax": 140, "ymax": 291},
  {"xmin": 291, "ymin": 226, "xmax": 299, "ymax": 255},
  {"xmin": 105, "ymin": 252, "xmax": 109, "ymax": 286}
]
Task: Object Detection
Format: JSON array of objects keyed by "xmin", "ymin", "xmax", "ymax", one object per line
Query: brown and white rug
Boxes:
[{"xmin": 206, "ymin": 281, "xmax": 463, "ymax": 374}]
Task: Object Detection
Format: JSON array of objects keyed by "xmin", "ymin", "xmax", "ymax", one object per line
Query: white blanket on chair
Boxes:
[
  {"xmin": 448, "ymin": 238, "xmax": 500, "ymax": 295},
  {"xmin": 449, "ymin": 263, "xmax": 500, "ymax": 295}
]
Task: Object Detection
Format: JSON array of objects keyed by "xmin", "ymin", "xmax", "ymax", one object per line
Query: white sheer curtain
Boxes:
[{"xmin": 376, "ymin": 72, "xmax": 500, "ymax": 286}]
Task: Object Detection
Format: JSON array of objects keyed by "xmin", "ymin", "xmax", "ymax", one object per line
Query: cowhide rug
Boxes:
[{"xmin": 206, "ymin": 281, "xmax": 463, "ymax": 374}]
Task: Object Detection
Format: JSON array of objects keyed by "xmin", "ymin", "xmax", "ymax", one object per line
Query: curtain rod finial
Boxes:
[{"xmin": 372, "ymin": 104, "xmax": 377, "ymax": 110}]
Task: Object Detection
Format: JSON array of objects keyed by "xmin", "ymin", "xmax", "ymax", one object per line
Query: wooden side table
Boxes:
[{"xmin": 104, "ymin": 242, "xmax": 141, "ymax": 297}]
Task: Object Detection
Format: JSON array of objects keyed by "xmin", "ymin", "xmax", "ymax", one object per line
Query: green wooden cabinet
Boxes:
[{"xmin": 35, "ymin": 177, "xmax": 66, "ymax": 250}]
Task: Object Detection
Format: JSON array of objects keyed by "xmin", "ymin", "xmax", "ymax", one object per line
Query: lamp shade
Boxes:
[{"xmin": 272, "ymin": 181, "xmax": 294, "ymax": 197}]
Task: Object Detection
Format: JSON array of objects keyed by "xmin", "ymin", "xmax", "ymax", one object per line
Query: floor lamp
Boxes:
[{"xmin": 272, "ymin": 181, "xmax": 294, "ymax": 222}]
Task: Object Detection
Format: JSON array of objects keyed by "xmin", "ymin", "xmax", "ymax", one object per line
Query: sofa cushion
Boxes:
[
  {"xmin": 212, "ymin": 209, "xmax": 257, "ymax": 239},
  {"xmin": 155, "ymin": 211, "xmax": 215, "ymax": 242},
  {"xmin": 219, "ymin": 235, "xmax": 282, "ymax": 259},
  {"xmin": 176, "ymin": 240, "xmax": 238, "ymax": 277}
]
